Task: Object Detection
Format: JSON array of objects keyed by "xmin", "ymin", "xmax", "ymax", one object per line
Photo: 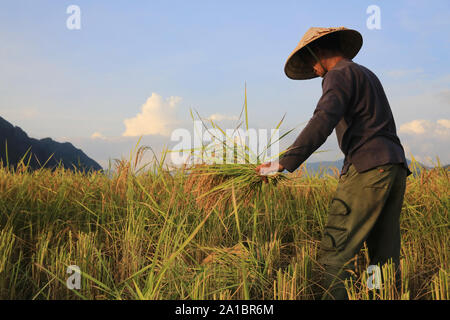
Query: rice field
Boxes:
[{"xmin": 0, "ymin": 149, "xmax": 448, "ymax": 300}]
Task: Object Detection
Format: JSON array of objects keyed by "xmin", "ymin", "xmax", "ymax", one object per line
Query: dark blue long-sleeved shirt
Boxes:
[{"xmin": 278, "ymin": 59, "xmax": 411, "ymax": 176}]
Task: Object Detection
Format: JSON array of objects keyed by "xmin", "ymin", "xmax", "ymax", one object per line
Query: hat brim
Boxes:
[{"xmin": 284, "ymin": 29, "xmax": 363, "ymax": 80}]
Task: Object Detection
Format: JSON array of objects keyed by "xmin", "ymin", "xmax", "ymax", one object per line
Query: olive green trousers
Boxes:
[{"xmin": 318, "ymin": 163, "xmax": 407, "ymax": 300}]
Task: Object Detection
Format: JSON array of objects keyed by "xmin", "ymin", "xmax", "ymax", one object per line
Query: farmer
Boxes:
[{"xmin": 255, "ymin": 27, "xmax": 412, "ymax": 300}]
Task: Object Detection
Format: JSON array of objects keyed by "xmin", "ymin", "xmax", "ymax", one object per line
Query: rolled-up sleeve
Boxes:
[{"xmin": 278, "ymin": 70, "xmax": 351, "ymax": 172}]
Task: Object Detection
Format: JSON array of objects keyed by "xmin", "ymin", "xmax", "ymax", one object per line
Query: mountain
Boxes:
[
  {"xmin": 303, "ymin": 158, "xmax": 436, "ymax": 176},
  {"xmin": 0, "ymin": 116, "xmax": 102, "ymax": 172},
  {"xmin": 304, "ymin": 159, "xmax": 344, "ymax": 175}
]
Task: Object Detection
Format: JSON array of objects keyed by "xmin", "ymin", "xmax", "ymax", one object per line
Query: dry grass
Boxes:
[
  {"xmin": 0, "ymin": 151, "xmax": 447, "ymax": 300},
  {"xmin": 184, "ymin": 163, "xmax": 287, "ymax": 213}
]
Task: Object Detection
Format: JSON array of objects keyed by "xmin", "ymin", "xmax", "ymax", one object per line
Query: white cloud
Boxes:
[
  {"xmin": 399, "ymin": 120, "xmax": 428, "ymax": 135},
  {"xmin": 399, "ymin": 119, "xmax": 450, "ymax": 165},
  {"xmin": 399, "ymin": 119, "xmax": 450, "ymax": 138},
  {"xmin": 435, "ymin": 119, "xmax": 450, "ymax": 138},
  {"xmin": 205, "ymin": 113, "xmax": 239, "ymax": 122},
  {"xmin": 437, "ymin": 119, "xmax": 450, "ymax": 129},
  {"xmin": 91, "ymin": 132, "xmax": 107, "ymax": 140},
  {"xmin": 122, "ymin": 93, "xmax": 182, "ymax": 137}
]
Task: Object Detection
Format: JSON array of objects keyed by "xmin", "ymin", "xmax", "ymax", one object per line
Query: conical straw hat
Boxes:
[{"xmin": 285, "ymin": 27, "xmax": 363, "ymax": 80}]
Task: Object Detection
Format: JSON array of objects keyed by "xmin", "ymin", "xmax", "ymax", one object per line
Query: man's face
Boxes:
[
  {"xmin": 312, "ymin": 60, "xmax": 326, "ymax": 77},
  {"xmin": 310, "ymin": 49, "xmax": 327, "ymax": 77},
  {"xmin": 304, "ymin": 47, "xmax": 326, "ymax": 77}
]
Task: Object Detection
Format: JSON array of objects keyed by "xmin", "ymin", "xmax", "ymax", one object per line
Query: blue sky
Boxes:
[{"xmin": 1, "ymin": 0, "xmax": 449, "ymax": 169}]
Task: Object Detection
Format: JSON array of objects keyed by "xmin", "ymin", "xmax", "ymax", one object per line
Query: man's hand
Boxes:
[{"xmin": 255, "ymin": 161, "xmax": 284, "ymax": 183}]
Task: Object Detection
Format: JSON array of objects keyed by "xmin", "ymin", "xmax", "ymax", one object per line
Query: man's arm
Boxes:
[{"xmin": 278, "ymin": 69, "xmax": 352, "ymax": 172}]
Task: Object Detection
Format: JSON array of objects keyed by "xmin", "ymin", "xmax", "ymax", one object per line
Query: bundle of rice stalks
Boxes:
[
  {"xmin": 184, "ymin": 162, "xmax": 288, "ymax": 212},
  {"xmin": 180, "ymin": 84, "xmax": 298, "ymax": 212}
]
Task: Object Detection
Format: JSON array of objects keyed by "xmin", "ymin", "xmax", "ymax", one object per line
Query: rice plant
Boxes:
[
  {"xmin": 0, "ymin": 149, "xmax": 448, "ymax": 300},
  {"xmin": 182, "ymin": 85, "xmax": 293, "ymax": 213}
]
